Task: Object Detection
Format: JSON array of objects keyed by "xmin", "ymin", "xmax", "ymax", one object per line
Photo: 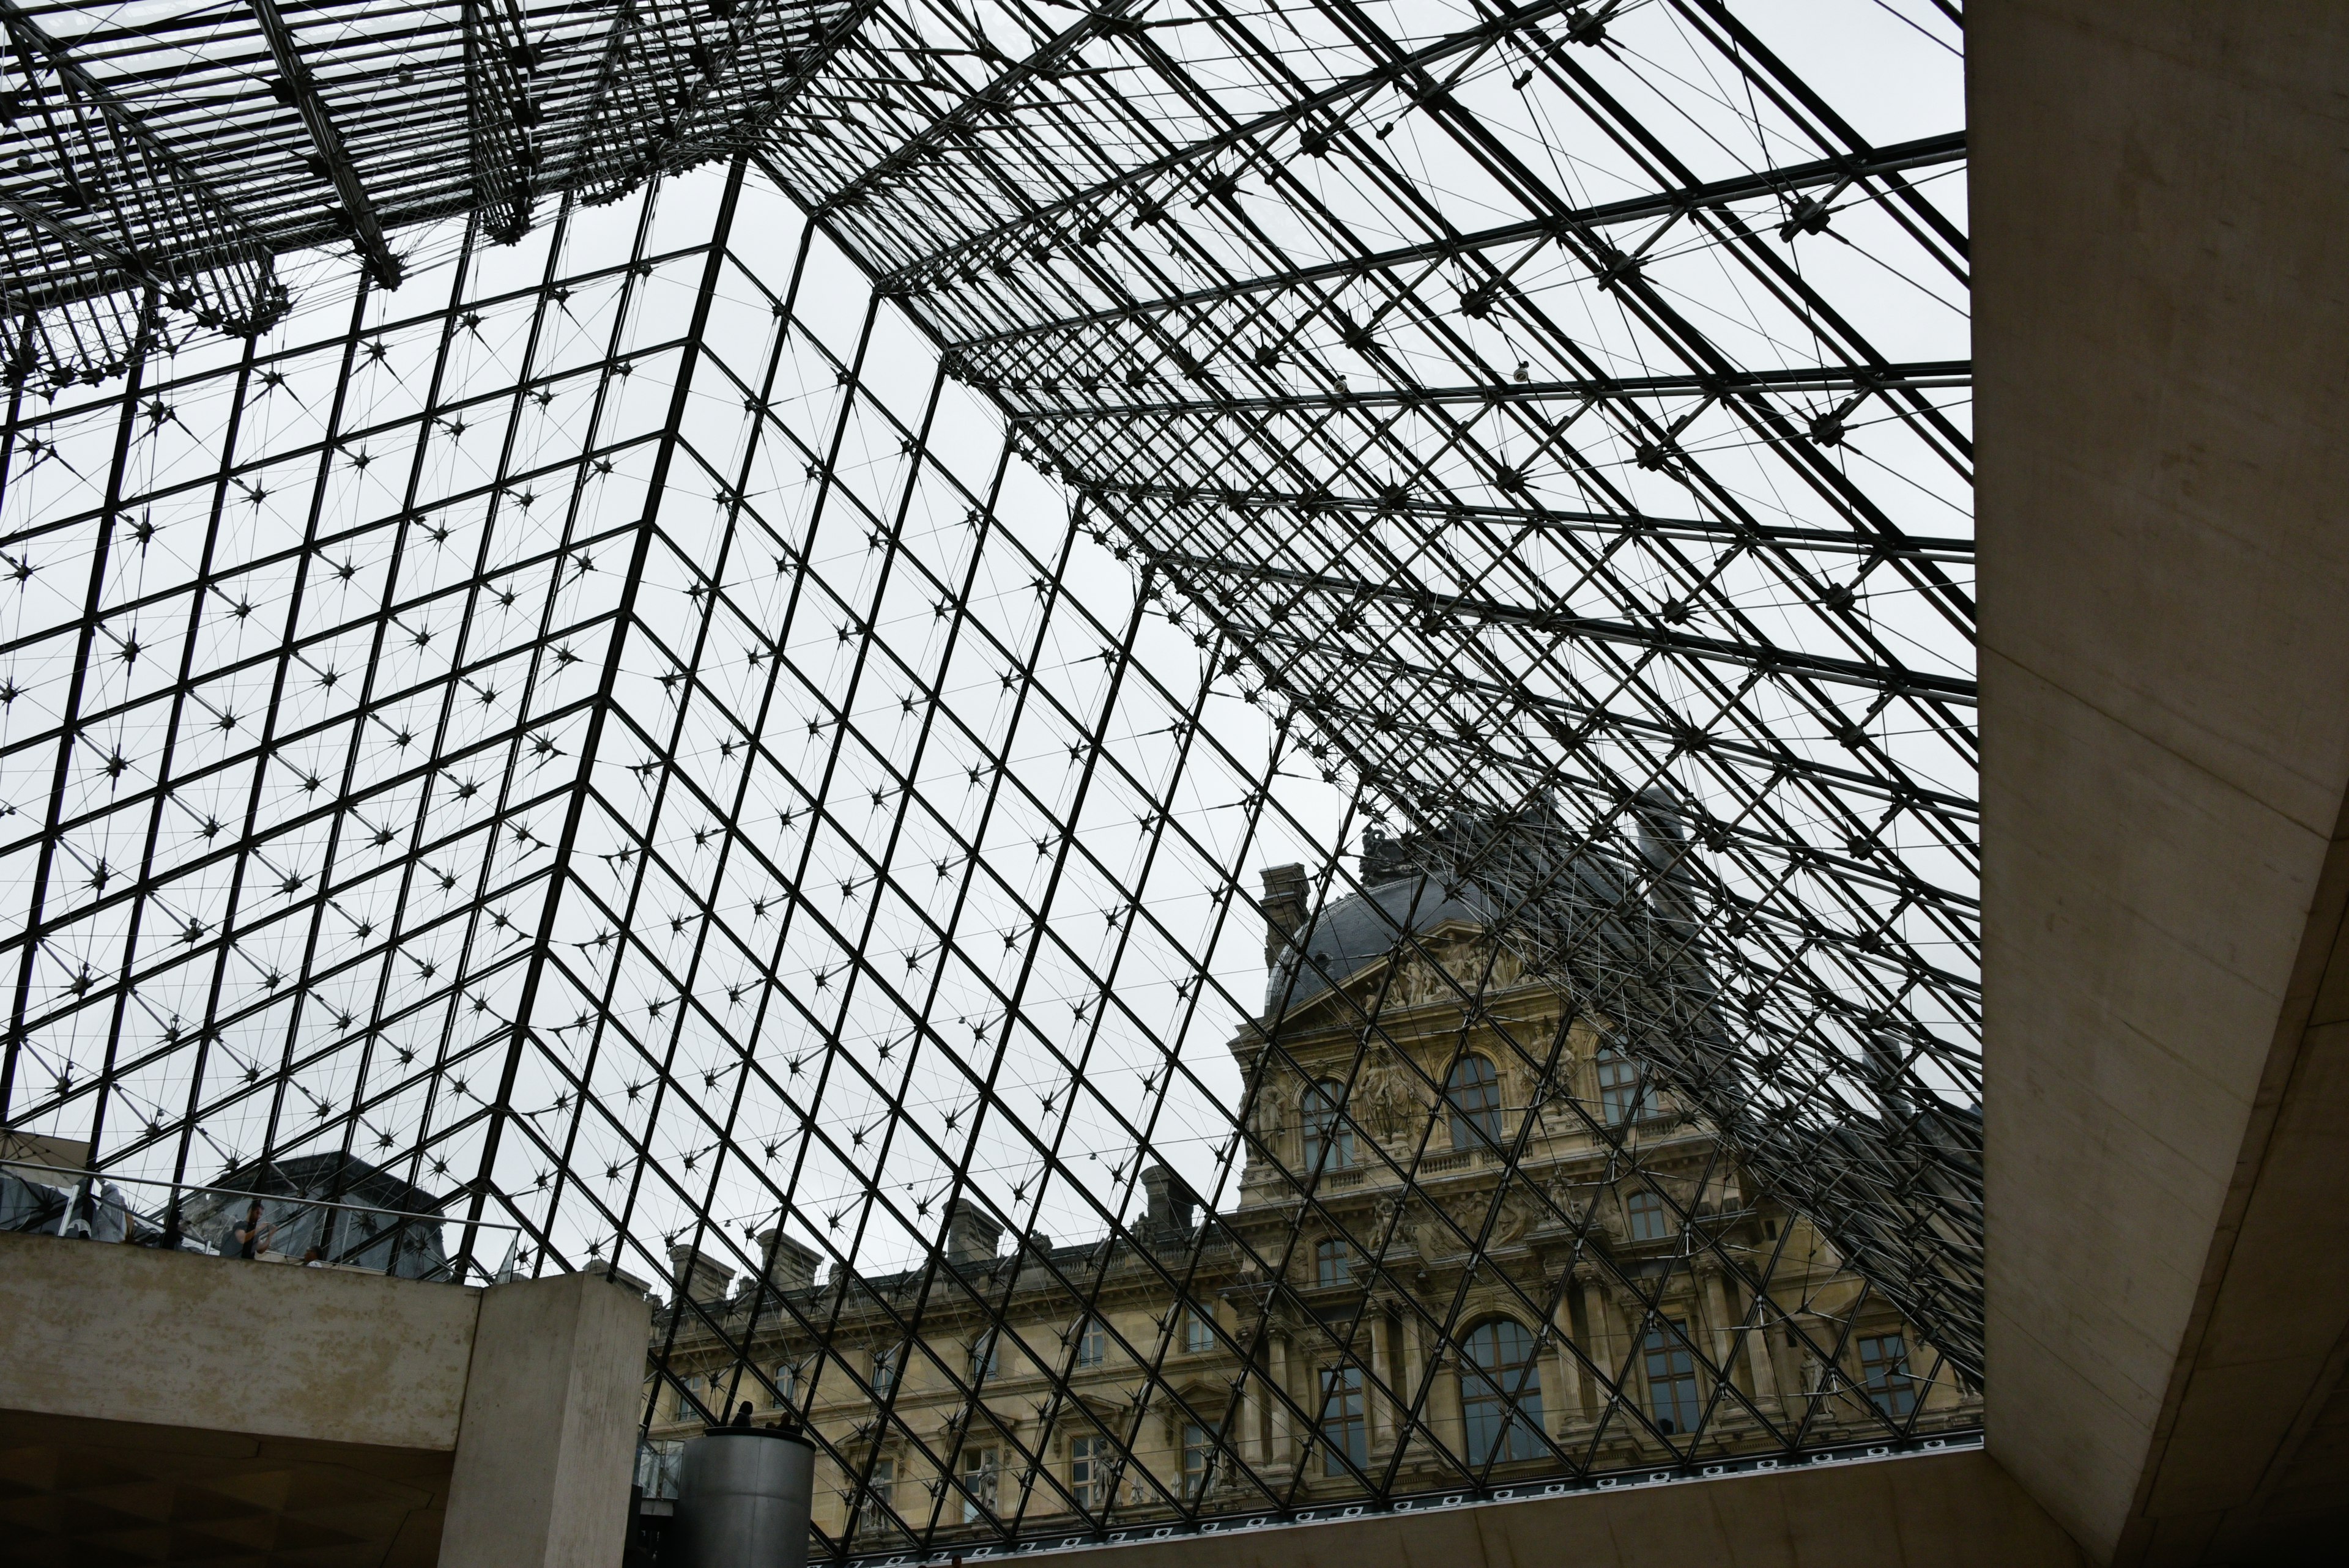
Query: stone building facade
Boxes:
[{"xmin": 644, "ymin": 860, "xmax": 1980, "ymax": 1550}]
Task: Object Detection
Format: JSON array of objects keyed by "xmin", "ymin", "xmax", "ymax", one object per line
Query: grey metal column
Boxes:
[{"xmin": 669, "ymin": 1427, "xmax": 815, "ymax": 1568}]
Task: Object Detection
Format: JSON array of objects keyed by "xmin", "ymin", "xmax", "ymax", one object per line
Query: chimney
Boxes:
[
  {"xmin": 755, "ymin": 1227, "xmax": 820, "ymax": 1294},
  {"xmin": 667, "ymin": 1243, "xmax": 735, "ymax": 1307},
  {"xmin": 1631, "ymin": 784, "xmax": 1697, "ymax": 930},
  {"xmin": 942, "ymin": 1196, "xmax": 1003, "ymax": 1266},
  {"xmin": 1260, "ymin": 864, "xmax": 1308, "ymax": 974},
  {"xmin": 1140, "ymin": 1163, "xmax": 1198, "ymax": 1243},
  {"xmin": 602, "ymin": 1263, "xmax": 658, "ymax": 1302}
]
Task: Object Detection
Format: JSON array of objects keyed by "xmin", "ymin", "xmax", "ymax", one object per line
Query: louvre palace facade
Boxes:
[{"xmin": 644, "ymin": 843, "xmax": 1979, "ymax": 1547}]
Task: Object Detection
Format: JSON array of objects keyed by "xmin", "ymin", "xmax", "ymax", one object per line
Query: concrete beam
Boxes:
[
  {"xmin": 0, "ymin": 1228, "xmax": 480, "ymax": 1450},
  {"xmin": 1973, "ymin": 2, "xmax": 2349, "ymax": 1562}
]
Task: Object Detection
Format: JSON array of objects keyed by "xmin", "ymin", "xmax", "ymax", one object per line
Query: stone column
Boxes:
[
  {"xmin": 1241, "ymin": 1329, "xmax": 1268, "ymax": 1470},
  {"xmin": 1697, "ymin": 1259, "xmax": 1737, "ymax": 1375},
  {"xmin": 1613, "ymin": 1287, "xmax": 1653, "ymax": 1427},
  {"xmin": 1545, "ymin": 1277, "xmax": 1584, "ymax": 1430},
  {"xmin": 1745, "ymin": 1306, "xmax": 1785, "ymax": 1415},
  {"xmin": 1368, "ymin": 1305, "xmax": 1396, "ymax": 1451},
  {"xmin": 1398, "ymin": 1310, "xmax": 1427, "ymax": 1461},
  {"xmin": 1266, "ymin": 1322, "xmax": 1296, "ymax": 1471},
  {"xmin": 442, "ymin": 1273, "xmax": 652, "ymax": 1568},
  {"xmin": 1427, "ymin": 1331, "xmax": 1465, "ymax": 1460},
  {"xmin": 1576, "ymin": 1265, "xmax": 1616, "ymax": 1400}
]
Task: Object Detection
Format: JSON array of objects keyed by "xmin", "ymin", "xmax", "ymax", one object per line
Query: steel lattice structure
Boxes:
[{"xmin": 2, "ymin": 0, "xmax": 1975, "ymax": 1558}]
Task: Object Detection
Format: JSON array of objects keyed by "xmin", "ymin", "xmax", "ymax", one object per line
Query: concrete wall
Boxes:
[
  {"xmin": 1033, "ymin": 1450, "xmax": 2080, "ymax": 1568},
  {"xmin": 1973, "ymin": 2, "xmax": 2349, "ymax": 1562},
  {"xmin": 0, "ymin": 1227, "xmax": 481, "ymax": 1450},
  {"xmin": 0, "ymin": 1231, "xmax": 651, "ymax": 1566}
]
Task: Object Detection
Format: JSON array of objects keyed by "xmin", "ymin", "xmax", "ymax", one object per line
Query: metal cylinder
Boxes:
[{"xmin": 668, "ymin": 1426, "xmax": 815, "ymax": 1568}]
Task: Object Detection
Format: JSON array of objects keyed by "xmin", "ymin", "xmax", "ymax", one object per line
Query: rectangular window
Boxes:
[
  {"xmin": 960, "ymin": 1445, "xmax": 999, "ymax": 1524},
  {"xmin": 1181, "ymin": 1421, "xmax": 1219, "ymax": 1500},
  {"xmin": 1183, "ymin": 1310, "xmax": 1215, "ymax": 1355},
  {"xmin": 1642, "ymin": 1322, "xmax": 1702, "ymax": 1436},
  {"xmin": 1315, "ymin": 1237, "xmax": 1352, "ymax": 1287},
  {"xmin": 1625, "ymin": 1190, "xmax": 1668, "ymax": 1242},
  {"xmin": 1318, "ymin": 1366, "xmax": 1367, "ymax": 1476},
  {"xmin": 1596, "ymin": 1049, "xmax": 1642, "ymax": 1126},
  {"xmin": 1858, "ymin": 1334, "xmax": 1917, "ymax": 1418},
  {"xmin": 1447, "ymin": 1056, "xmax": 1504, "ymax": 1150},
  {"xmin": 1075, "ymin": 1316, "xmax": 1107, "ymax": 1368},
  {"xmin": 676, "ymin": 1374, "xmax": 703, "ymax": 1420},
  {"xmin": 1303, "ymin": 1081, "xmax": 1355, "ymax": 1172},
  {"xmin": 772, "ymin": 1360, "xmax": 797, "ymax": 1405},
  {"xmin": 872, "ymin": 1345, "xmax": 899, "ymax": 1399},
  {"xmin": 1069, "ymin": 1433, "xmax": 1107, "ymax": 1512},
  {"xmin": 971, "ymin": 1332, "xmax": 1000, "ymax": 1383}
]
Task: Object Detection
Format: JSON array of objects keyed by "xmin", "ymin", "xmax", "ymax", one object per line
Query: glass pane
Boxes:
[{"xmin": 0, "ymin": 5, "xmax": 1979, "ymax": 1554}]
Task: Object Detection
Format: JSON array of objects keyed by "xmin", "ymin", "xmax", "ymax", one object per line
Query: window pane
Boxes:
[
  {"xmin": 1447, "ymin": 1056, "xmax": 1502, "ymax": 1150},
  {"xmin": 1597, "ymin": 1049, "xmax": 1643, "ymax": 1126},
  {"xmin": 1071, "ymin": 1433, "xmax": 1105, "ymax": 1511},
  {"xmin": 1315, "ymin": 1237, "xmax": 1351, "ymax": 1286},
  {"xmin": 1318, "ymin": 1366, "xmax": 1367, "ymax": 1476},
  {"xmin": 1643, "ymin": 1323, "xmax": 1702, "ymax": 1436},
  {"xmin": 962, "ymin": 1446, "xmax": 998, "ymax": 1523},
  {"xmin": 1304, "ymin": 1079, "xmax": 1354, "ymax": 1173},
  {"xmin": 1859, "ymin": 1334, "xmax": 1917, "ymax": 1418},
  {"xmin": 1182, "ymin": 1422, "xmax": 1219, "ymax": 1500},
  {"xmin": 1461, "ymin": 1320, "xmax": 1546, "ymax": 1463}
]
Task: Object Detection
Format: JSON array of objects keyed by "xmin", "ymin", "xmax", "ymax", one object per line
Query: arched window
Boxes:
[
  {"xmin": 1446, "ymin": 1055, "xmax": 1502, "ymax": 1150},
  {"xmin": 1460, "ymin": 1319, "xmax": 1545, "ymax": 1462},
  {"xmin": 1302, "ymin": 1079, "xmax": 1354, "ymax": 1172},
  {"xmin": 1595, "ymin": 1046, "xmax": 1643, "ymax": 1126}
]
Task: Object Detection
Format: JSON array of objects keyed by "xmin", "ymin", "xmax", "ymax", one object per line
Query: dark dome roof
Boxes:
[{"xmin": 1264, "ymin": 873, "xmax": 1496, "ymax": 1015}]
